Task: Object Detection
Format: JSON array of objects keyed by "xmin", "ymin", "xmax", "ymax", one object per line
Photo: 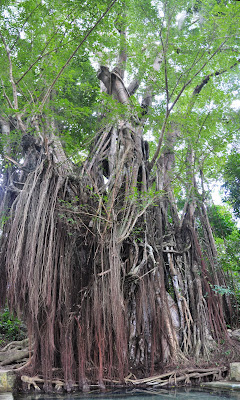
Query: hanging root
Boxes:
[{"xmin": 0, "ymin": 137, "xmax": 232, "ymax": 392}]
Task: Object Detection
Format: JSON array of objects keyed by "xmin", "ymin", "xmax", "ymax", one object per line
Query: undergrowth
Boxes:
[{"xmin": 0, "ymin": 307, "xmax": 26, "ymax": 347}]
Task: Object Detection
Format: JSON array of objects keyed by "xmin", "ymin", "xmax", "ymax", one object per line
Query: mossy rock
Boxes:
[{"xmin": 0, "ymin": 370, "xmax": 16, "ymax": 392}]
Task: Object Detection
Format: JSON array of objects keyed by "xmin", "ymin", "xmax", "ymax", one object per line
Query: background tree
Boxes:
[
  {"xmin": 0, "ymin": 0, "xmax": 240, "ymax": 392},
  {"xmin": 207, "ymin": 204, "xmax": 240, "ymax": 326},
  {"xmin": 223, "ymin": 150, "xmax": 240, "ymax": 219}
]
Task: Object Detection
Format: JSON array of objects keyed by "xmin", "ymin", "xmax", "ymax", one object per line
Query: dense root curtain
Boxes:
[{"xmin": 0, "ymin": 64, "xmax": 232, "ymax": 392}]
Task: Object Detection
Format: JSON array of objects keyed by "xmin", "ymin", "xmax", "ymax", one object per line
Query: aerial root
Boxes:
[
  {"xmin": 18, "ymin": 367, "xmax": 227, "ymax": 393},
  {"xmin": 123, "ymin": 366, "xmax": 227, "ymax": 387},
  {"xmin": 0, "ymin": 338, "xmax": 31, "ymax": 367},
  {"xmin": 21, "ymin": 375, "xmax": 68, "ymax": 392}
]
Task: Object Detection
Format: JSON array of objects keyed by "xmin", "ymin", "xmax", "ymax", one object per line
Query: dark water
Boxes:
[{"xmin": 3, "ymin": 388, "xmax": 240, "ymax": 400}]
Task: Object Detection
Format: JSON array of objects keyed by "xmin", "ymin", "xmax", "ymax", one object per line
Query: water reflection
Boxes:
[{"xmin": 10, "ymin": 389, "xmax": 240, "ymax": 400}]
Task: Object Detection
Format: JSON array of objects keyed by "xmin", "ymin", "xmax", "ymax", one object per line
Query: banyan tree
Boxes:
[{"xmin": 0, "ymin": 0, "xmax": 239, "ymax": 392}]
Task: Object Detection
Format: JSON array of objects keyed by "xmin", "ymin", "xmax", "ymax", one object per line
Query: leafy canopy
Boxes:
[
  {"xmin": 223, "ymin": 150, "xmax": 240, "ymax": 218},
  {"xmin": 0, "ymin": 0, "xmax": 239, "ymax": 185}
]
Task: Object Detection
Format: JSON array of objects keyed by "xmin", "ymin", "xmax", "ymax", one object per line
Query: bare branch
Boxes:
[
  {"xmin": 15, "ymin": 9, "xmax": 79, "ymax": 85},
  {"xmin": 159, "ymin": 11, "xmax": 172, "ymax": 107},
  {"xmin": 4, "ymin": 155, "xmax": 33, "ymax": 172},
  {"xmin": 141, "ymin": 52, "xmax": 163, "ymax": 114},
  {"xmin": 186, "ymin": 56, "xmax": 240, "ymax": 114},
  {"xmin": 38, "ymin": 0, "xmax": 118, "ymax": 113},
  {"xmin": 1, "ymin": 79, "xmax": 13, "ymax": 109},
  {"xmin": 168, "ymin": 38, "xmax": 228, "ymax": 113},
  {"xmin": 10, "ymin": 1, "xmax": 42, "ymax": 51},
  {"xmin": 0, "ymin": 32, "xmax": 26, "ymax": 132},
  {"xmin": 193, "ymin": 57, "xmax": 240, "ymax": 96},
  {"xmin": 0, "ymin": 32, "xmax": 18, "ymax": 110},
  {"xmin": 149, "ymin": 41, "xmax": 229, "ymax": 171},
  {"xmin": 113, "ymin": 9, "xmax": 127, "ymax": 79},
  {"xmin": 149, "ymin": 110, "xmax": 169, "ymax": 172},
  {"xmin": 169, "ymin": 48, "xmax": 206, "ymax": 101}
]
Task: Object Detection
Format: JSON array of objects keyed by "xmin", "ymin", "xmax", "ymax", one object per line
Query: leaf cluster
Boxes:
[
  {"xmin": 223, "ymin": 150, "xmax": 240, "ymax": 218},
  {"xmin": 0, "ymin": 307, "xmax": 26, "ymax": 343},
  {"xmin": 208, "ymin": 204, "xmax": 240, "ymax": 275}
]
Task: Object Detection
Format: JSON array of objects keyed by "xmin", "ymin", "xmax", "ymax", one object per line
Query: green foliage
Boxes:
[
  {"xmin": 208, "ymin": 204, "xmax": 237, "ymax": 239},
  {"xmin": 223, "ymin": 150, "xmax": 240, "ymax": 218},
  {"xmin": 207, "ymin": 204, "xmax": 240, "ymax": 275},
  {"xmin": 211, "ymin": 284, "xmax": 234, "ymax": 296},
  {"xmin": 53, "ymin": 55, "xmax": 99, "ymax": 156},
  {"xmin": 0, "ymin": 0, "xmax": 239, "ymax": 234},
  {"xmin": 0, "ymin": 307, "xmax": 26, "ymax": 343},
  {"xmin": 0, "ymin": 0, "xmax": 239, "ymax": 170},
  {"xmin": 0, "ymin": 0, "xmax": 109, "ymax": 160},
  {"xmin": 215, "ymin": 230, "xmax": 240, "ymax": 274}
]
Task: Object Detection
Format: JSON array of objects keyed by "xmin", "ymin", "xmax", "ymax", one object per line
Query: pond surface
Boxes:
[{"xmin": 4, "ymin": 388, "xmax": 240, "ymax": 400}]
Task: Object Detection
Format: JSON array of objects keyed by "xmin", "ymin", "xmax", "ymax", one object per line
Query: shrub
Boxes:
[{"xmin": 0, "ymin": 307, "xmax": 26, "ymax": 344}]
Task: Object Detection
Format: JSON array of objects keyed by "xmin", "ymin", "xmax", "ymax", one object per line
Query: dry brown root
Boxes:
[
  {"xmin": 21, "ymin": 375, "xmax": 76, "ymax": 392},
  {"xmin": 124, "ymin": 367, "xmax": 228, "ymax": 387},
  {"xmin": 0, "ymin": 338, "xmax": 28, "ymax": 352},
  {"xmin": 13, "ymin": 357, "xmax": 32, "ymax": 371}
]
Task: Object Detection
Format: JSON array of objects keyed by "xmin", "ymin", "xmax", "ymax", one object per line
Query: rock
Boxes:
[
  {"xmin": 231, "ymin": 329, "xmax": 240, "ymax": 341},
  {"xmin": 0, "ymin": 394, "xmax": 13, "ymax": 400},
  {"xmin": 205, "ymin": 332, "xmax": 217, "ymax": 351},
  {"xmin": 201, "ymin": 381, "xmax": 240, "ymax": 390},
  {"xmin": 230, "ymin": 362, "xmax": 240, "ymax": 381},
  {"xmin": 0, "ymin": 369, "xmax": 16, "ymax": 393}
]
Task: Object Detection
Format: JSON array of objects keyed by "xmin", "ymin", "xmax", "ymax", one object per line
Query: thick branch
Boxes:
[
  {"xmin": 193, "ymin": 57, "xmax": 240, "ymax": 96},
  {"xmin": 113, "ymin": 11, "xmax": 127, "ymax": 79},
  {"xmin": 168, "ymin": 39, "xmax": 228, "ymax": 114},
  {"xmin": 98, "ymin": 66, "xmax": 130, "ymax": 104},
  {"xmin": 127, "ymin": 78, "xmax": 140, "ymax": 96},
  {"xmin": 186, "ymin": 57, "xmax": 240, "ymax": 114}
]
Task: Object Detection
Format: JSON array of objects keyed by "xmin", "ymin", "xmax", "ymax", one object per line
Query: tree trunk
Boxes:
[{"xmin": 0, "ymin": 64, "xmax": 232, "ymax": 392}]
